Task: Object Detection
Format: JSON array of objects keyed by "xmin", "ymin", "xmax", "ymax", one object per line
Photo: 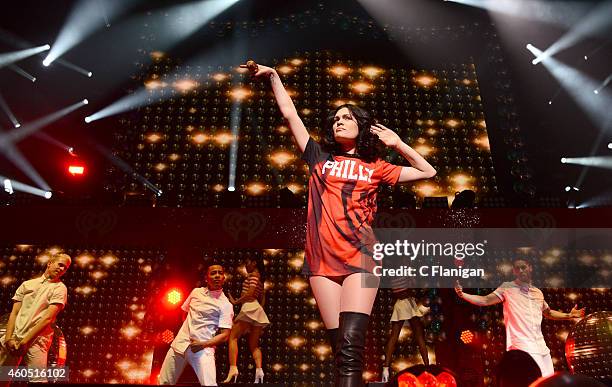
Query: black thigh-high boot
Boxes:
[{"xmin": 335, "ymin": 311, "xmax": 369, "ymax": 387}]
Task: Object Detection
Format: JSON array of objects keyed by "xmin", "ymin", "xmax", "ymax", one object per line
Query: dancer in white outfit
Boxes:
[
  {"xmin": 455, "ymin": 258, "xmax": 585, "ymax": 377},
  {"xmin": 158, "ymin": 264, "xmax": 233, "ymax": 386}
]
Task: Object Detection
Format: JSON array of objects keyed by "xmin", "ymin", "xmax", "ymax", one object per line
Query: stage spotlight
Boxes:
[
  {"xmin": 608, "ymin": 143, "xmax": 612, "ymax": 149},
  {"xmin": 228, "ymin": 186, "xmax": 235, "ymax": 192},
  {"xmin": 4, "ymin": 99, "xmax": 89, "ymax": 144},
  {"xmin": 565, "ymin": 186, "xmax": 571, "ymax": 192},
  {"xmin": 561, "ymin": 157, "xmax": 567, "ymax": 163},
  {"xmin": 84, "ymin": 116, "xmax": 92, "ymax": 123},
  {"xmin": 92, "ymin": 143, "xmax": 161, "ymax": 197},
  {"xmin": 166, "ymin": 289, "xmax": 182, "ymax": 306},
  {"xmin": 527, "ymin": 42, "xmax": 612, "ymax": 137},
  {"xmin": 42, "ymin": 0, "xmax": 132, "ymax": 68},
  {"xmin": 532, "ymin": 2, "xmax": 612, "ymax": 66},
  {"xmin": 7, "ymin": 64, "xmax": 36, "ymax": 82},
  {"xmin": 460, "ymin": 330, "xmax": 474, "ymax": 344},
  {"xmin": 82, "ymin": 99, "xmax": 89, "ymax": 105},
  {"xmin": 593, "ymin": 74, "xmax": 612, "ymax": 96},
  {"xmin": 3, "ymin": 179, "xmax": 13, "ymax": 194},
  {"xmin": 0, "ymin": 92, "xmax": 21, "ymax": 129},
  {"xmin": 0, "ymin": 44, "xmax": 50, "ymax": 68},
  {"xmin": 560, "ymin": 156, "xmax": 612, "ymax": 169},
  {"xmin": 68, "ymin": 147, "xmax": 75, "ymax": 155},
  {"xmin": 87, "ymin": 72, "xmax": 92, "ymax": 77},
  {"xmin": 42, "ymin": 59, "xmax": 51, "ymax": 67},
  {"xmin": 0, "ymin": 175, "xmax": 51, "ymax": 198}
]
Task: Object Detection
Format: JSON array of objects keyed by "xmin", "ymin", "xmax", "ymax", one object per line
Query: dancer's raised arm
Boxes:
[{"xmin": 241, "ymin": 62, "xmax": 310, "ymax": 152}]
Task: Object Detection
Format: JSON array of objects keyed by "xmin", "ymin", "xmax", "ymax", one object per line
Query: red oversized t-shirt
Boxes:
[{"xmin": 301, "ymin": 138, "xmax": 403, "ymax": 276}]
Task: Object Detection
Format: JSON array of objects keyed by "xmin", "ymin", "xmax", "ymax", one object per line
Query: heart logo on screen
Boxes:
[
  {"xmin": 222, "ymin": 211, "xmax": 267, "ymax": 241},
  {"xmin": 76, "ymin": 210, "xmax": 118, "ymax": 237}
]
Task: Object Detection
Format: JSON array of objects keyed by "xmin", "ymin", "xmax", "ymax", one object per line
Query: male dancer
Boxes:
[
  {"xmin": 455, "ymin": 258, "xmax": 585, "ymax": 377},
  {"xmin": 0, "ymin": 254, "xmax": 72, "ymax": 386},
  {"xmin": 158, "ymin": 263, "xmax": 234, "ymax": 386}
]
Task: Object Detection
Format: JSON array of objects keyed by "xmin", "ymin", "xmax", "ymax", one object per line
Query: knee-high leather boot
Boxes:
[
  {"xmin": 327, "ymin": 328, "xmax": 339, "ymax": 354},
  {"xmin": 335, "ymin": 311, "xmax": 369, "ymax": 387}
]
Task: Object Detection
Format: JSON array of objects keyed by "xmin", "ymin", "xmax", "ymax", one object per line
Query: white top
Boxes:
[
  {"xmin": 0, "ymin": 275, "xmax": 67, "ymax": 347},
  {"xmin": 171, "ymin": 287, "xmax": 233, "ymax": 355},
  {"xmin": 493, "ymin": 281, "xmax": 551, "ymax": 355}
]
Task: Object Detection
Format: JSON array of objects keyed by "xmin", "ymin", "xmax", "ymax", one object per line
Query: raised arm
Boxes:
[
  {"xmin": 242, "ymin": 62, "xmax": 310, "ymax": 152},
  {"xmin": 455, "ymin": 281, "xmax": 502, "ymax": 307},
  {"xmin": 369, "ymin": 123, "xmax": 436, "ymax": 182}
]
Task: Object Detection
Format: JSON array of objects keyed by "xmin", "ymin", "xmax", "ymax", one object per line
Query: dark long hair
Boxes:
[
  {"xmin": 322, "ymin": 104, "xmax": 383, "ymax": 162},
  {"xmin": 247, "ymin": 257, "xmax": 266, "ymax": 283}
]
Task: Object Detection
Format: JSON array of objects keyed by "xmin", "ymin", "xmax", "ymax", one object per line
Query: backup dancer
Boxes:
[
  {"xmin": 455, "ymin": 258, "xmax": 585, "ymax": 378},
  {"xmin": 223, "ymin": 257, "xmax": 269, "ymax": 383}
]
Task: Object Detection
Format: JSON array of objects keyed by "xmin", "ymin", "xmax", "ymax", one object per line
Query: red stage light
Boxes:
[
  {"xmin": 460, "ymin": 330, "xmax": 474, "ymax": 344},
  {"xmin": 68, "ymin": 165, "xmax": 85, "ymax": 175},
  {"xmin": 166, "ymin": 289, "xmax": 182, "ymax": 305},
  {"xmin": 161, "ymin": 329, "xmax": 175, "ymax": 344}
]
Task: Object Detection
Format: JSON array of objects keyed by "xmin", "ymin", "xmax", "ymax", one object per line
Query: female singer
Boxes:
[{"xmin": 245, "ymin": 60, "xmax": 436, "ymax": 386}]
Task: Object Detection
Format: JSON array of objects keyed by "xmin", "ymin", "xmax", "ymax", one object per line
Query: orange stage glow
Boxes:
[
  {"xmin": 414, "ymin": 182, "xmax": 440, "ymax": 197},
  {"xmin": 473, "ymin": 135, "xmax": 490, "ymax": 150},
  {"xmin": 329, "ymin": 65, "xmax": 350, "ymax": 77},
  {"xmin": 269, "ymin": 151, "xmax": 296, "ymax": 167},
  {"xmin": 246, "ymin": 182, "xmax": 267, "ymax": 195},
  {"xmin": 214, "ymin": 132, "xmax": 235, "ymax": 145},
  {"xmin": 228, "ymin": 87, "xmax": 252, "ymax": 101},
  {"xmin": 277, "ymin": 65, "xmax": 294, "ymax": 75},
  {"xmin": 144, "ymin": 80, "xmax": 167, "ymax": 90},
  {"xmin": 173, "ymin": 79, "xmax": 199, "ymax": 92},
  {"xmin": 211, "ymin": 72, "xmax": 228, "ymax": 82},
  {"xmin": 351, "ymin": 81, "xmax": 374, "ymax": 93},
  {"xmin": 415, "ymin": 75, "xmax": 437, "ymax": 87},
  {"xmin": 146, "ymin": 133, "xmax": 163, "ymax": 143},
  {"xmin": 360, "ymin": 66, "xmax": 383, "ymax": 78},
  {"xmin": 191, "ymin": 132, "xmax": 207, "ymax": 144}
]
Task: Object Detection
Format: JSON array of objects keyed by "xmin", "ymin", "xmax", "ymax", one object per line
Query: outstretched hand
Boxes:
[
  {"xmin": 240, "ymin": 62, "xmax": 275, "ymax": 78},
  {"xmin": 569, "ymin": 304, "xmax": 586, "ymax": 319},
  {"xmin": 370, "ymin": 123, "xmax": 401, "ymax": 148}
]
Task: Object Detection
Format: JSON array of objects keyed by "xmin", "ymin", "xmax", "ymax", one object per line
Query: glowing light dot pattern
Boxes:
[
  {"xmin": 460, "ymin": 330, "xmax": 474, "ymax": 344},
  {"xmin": 112, "ymin": 51, "xmax": 499, "ymax": 207},
  {"xmin": 166, "ymin": 289, "xmax": 182, "ymax": 305},
  {"xmin": 161, "ymin": 329, "xmax": 175, "ymax": 344}
]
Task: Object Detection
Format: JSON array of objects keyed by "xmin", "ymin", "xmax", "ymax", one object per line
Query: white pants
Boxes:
[
  {"xmin": 158, "ymin": 347, "xmax": 217, "ymax": 386},
  {"xmin": 528, "ymin": 352, "xmax": 554, "ymax": 378},
  {"xmin": 0, "ymin": 337, "xmax": 50, "ymax": 386}
]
